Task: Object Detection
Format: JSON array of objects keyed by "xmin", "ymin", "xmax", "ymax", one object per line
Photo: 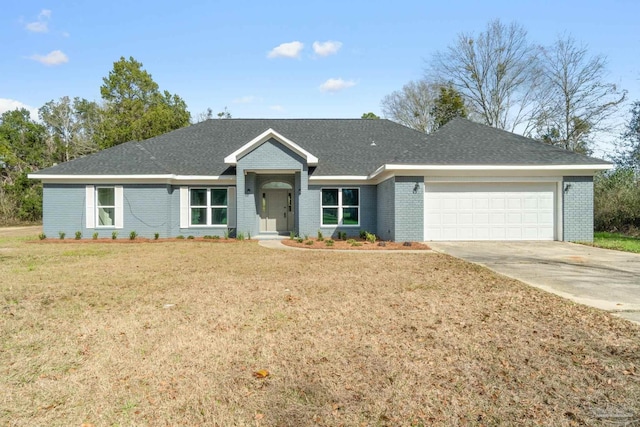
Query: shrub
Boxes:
[
  {"xmin": 317, "ymin": 230, "xmax": 324, "ymax": 241},
  {"xmin": 129, "ymin": 231, "xmax": 138, "ymax": 240},
  {"xmin": 224, "ymin": 230, "xmax": 229, "ymax": 239},
  {"xmin": 594, "ymin": 168, "xmax": 640, "ymax": 233},
  {"xmin": 346, "ymin": 239, "xmax": 356, "ymax": 244},
  {"xmin": 359, "ymin": 230, "xmax": 367, "ymax": 239},
  {"xmin": 365, "ymin": 231, "xmax": 377, "ymax": 243},
  {"xmin": 176, "ymin": 235, "xmax": 185, "ymax": 239},
  {"xmin": 305, "ymin": 240, "xmax": 314, "ymax": 245},
  {"xmin": 351, "ymin": 242, "xmax": 363, "ymax": 247},
  {"xmin": 154, "ymin": 232, "xmax": 159, "ymax": 240},
  {"xmin": 338, "ymin": 231, "xmax": 347, "ymax": 240},
  {"xmin": 296, "ymin": 237, "xmax": 303, "ymax": 243},
  {"xmin": 187, "ymin": 235, "xmax": 195, "ymax": 240},
  {"xmin": 38, "ymin": 232, "xmax": 46, "ymax": 240},
  {"xmin": 75, "ymin": 231, "xmax": 82, "ymax": 240},
  {"xmin": 111, "ymin": 231, "xmax": 118, "ymax": 240},
  {"xmin": 58, "ymin": 231, "xmax": 65, "ymax": 240},
  {"xmin": 289, "ymin": 231, "xmax": 296, "ymax": 240},
  {"xmin": 92, "ymin": 232, "xmax": 98, "ymax": 240},
  {"xmin": 237, "ymin": 232, "xmax": 245, "ymax": 241},
  {"xmin": 325, "ymin": 239, "xmax": 334, "ymax": 246}
]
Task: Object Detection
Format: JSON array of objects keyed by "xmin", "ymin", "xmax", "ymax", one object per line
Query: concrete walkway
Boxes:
[{"xmin": 429, "ymin": 241, "xmax": 640, "ymax": 325}]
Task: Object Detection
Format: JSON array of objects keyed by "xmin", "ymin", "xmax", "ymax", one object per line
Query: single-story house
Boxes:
[{"xmin": 29, "ymin": 118, "xmax": 611, "ymax": 241}]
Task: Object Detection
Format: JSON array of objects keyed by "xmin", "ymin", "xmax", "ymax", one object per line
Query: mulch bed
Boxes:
[{"xmin": 281, "ymin": 238, "xmax": 430, "ymax": 250}]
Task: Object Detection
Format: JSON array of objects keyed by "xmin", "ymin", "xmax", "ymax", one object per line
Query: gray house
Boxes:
[{"xmin": 29, "ymin": 118, "xmax": 611, "ymax": 241}]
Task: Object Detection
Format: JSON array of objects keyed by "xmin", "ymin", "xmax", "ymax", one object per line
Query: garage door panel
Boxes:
[{"xmin": 425, "ymin": 182, "xmax": 556, "ymax": 241}]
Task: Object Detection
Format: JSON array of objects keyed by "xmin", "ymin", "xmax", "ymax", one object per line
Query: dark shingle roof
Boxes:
[{"xmin": 32, "ymin": 118, "xmax": 610, "ymax": 177}]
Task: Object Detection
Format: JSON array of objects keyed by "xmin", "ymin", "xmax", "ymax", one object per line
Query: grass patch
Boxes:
[
  {"xmin": 588, "ymin": 232, "xmax": 640, "ymax": 253},
  {"xmin": 1, "ymin": 227, "xmax": 639, "ymax": 425}
]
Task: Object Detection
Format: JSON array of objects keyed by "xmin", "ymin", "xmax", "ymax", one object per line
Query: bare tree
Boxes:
[
  {"xmin": 533, "ymin": 36, "xmax": 627, "ymax": 154},
  {"xmin": 381, "ymin": 80, "xmax": 440, "ymax": 133},
  {"xmin": 430, "ymin": 19, "xmax": 541, "ymax": 132}
]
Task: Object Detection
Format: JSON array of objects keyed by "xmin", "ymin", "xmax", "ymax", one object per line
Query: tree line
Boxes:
[{"xmin": 0, "ymin": 57, "xmax": 227, "ymax": 224}]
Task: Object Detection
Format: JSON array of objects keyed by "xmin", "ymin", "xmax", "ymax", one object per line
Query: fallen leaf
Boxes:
[{"xmin": 253, "ymin": 369, "xmax": 269, "ymax": 378}]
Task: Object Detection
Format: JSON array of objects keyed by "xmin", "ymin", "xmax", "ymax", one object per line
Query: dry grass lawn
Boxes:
[{"xmin": 1, "ymin": 227, "xmax": 640, "ymax": 426}]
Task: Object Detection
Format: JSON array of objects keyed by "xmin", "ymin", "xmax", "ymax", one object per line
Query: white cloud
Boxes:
[
  {"xmin": 25, "ymin": 9, "xmax": 52, "ymax": 33},
  {"xmin": 267, "ymin": 41, "xmax": 304, "ymax": 59},
  {"xmin": 233, "ymin": 96, "xmax": 262, "ymax": 104},
  {"xmin": 29, "ymin": 50, "xmax": 69, "ymax": 66},
  {"xmin": 0, "ymin": 98, "xmax": 39, "ymax": 119},
  {"xmin": 312, "ymin": 41, "xmax": 342, "ymax": 57},
  {"xmin": 269, "ymin": 105, "xmax": 285, "ymax": 112},
  {"xmin": 319, "ymin": 78, "xmax": 356, "ymax": 93}
]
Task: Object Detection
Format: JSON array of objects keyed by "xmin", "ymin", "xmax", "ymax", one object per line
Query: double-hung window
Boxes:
[
  {"xmin": 190, "ymin": 188, "xmax": 227, "ymax": 226},
  {"xmin": 321, "ymin": 188, "xmax": 359, "ymax": 226},
  {"xmin": 96, "ymin": 187, "xmax": 116, "ymax": 227}
]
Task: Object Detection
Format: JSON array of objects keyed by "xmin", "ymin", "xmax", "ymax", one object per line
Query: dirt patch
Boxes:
[{"xmin": 282, "ymin": 237, "xmax": 430, "ymax": 250}]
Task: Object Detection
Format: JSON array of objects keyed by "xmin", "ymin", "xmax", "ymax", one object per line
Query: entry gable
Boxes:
[{"xmin": 224, "ymin": 128, "xmax": 318, "ymax": 166}]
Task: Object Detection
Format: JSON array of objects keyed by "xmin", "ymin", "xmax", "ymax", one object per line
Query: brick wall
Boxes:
[
  {"xmin": 394, "ymin": 176, "xmax": 424, "ymax": 242},
  {"xmin": 563, "ymin": 176, "xmax": 594, "ymax": 242}
]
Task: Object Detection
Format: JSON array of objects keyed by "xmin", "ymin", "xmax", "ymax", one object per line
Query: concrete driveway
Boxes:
[{"xmin": 428, "ymin": 241, "xmax": 640, "ymax": 324}]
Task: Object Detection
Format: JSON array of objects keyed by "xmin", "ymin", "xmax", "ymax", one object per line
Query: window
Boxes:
[
  {"xmin": 190, "ymin": 188, "xmax": 227, "ymax": 226},
  {"xmin": 321, "ymin": 188, "xmax": 359, "ymax": 226},
  {"xmin": 96, "ymin": 187, "xmax": 115, "ymax": 227}
]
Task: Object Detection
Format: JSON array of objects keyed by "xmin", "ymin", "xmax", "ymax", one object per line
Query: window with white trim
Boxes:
[
  {"xmin": 96, "ymin": 187, "xmax": 116, "ymax": 227},
  {"xmin": 190, "ymin": 188, "xmax": 227, "ymax": 226},
  {"xmin": 321, "ymin": 188, "xmax": 359, "ymax": 226}
]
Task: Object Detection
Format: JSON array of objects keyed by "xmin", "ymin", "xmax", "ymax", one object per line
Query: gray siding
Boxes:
[
  {"xmin": 42, "ymin": 184, "xmax": 86, "ymax": 237},
  {"xmin": 376, "ymin": 178, "xmax": 395, "ymax": 241},
  {"xmin": 563, "ymin": 176, "xmax": 594, "ymax": 242},
  {"xmin": 394, "ymin": 177, "xmax": 424, "ymax": 242},
  {"xmin": 43, "ymin": 184, "xmax": 175, "ymax": 239},
  {"xmin": 305, "ymin": 185, "xmax": 377, "ymax": 239}
]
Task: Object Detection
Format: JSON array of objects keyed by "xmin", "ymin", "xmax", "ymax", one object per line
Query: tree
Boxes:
[
  {"xmin": 194, "ymin": 108, "xmax": 214, "ymax": 123},
  {"xmin": 615, "ymin": 101, "xmax": 640, "ymax": 168},
  {"xmin": 361, "ymin": 112, "xmax": 380, "ymax": 119},
  {"xmin": 99, "ymin": 56, "xmax": 190, "ymax": 148},
  {"xmin": 217, "ymin": 107, "xmax": 232, "ymax": 119},
  {"xmin": 430, "ymin": 19, "xmax": 541, "ymax": 132},
  {"xmin": 381, "ymin": 80, "xmax": 440, "ymax": 133},
  {"xmin": 0, "ymin": 109, "xmax": 49, "ymax": 221},
  {"xmin": 431, "ymin": 85, "xmax": 468, "ymax": 130},
  {"xmin": 533, "ymin": 36, "xmax": 626, "ymax": 154},
  {"xmin": 39, "ymin": 96, "xmax": 102, "ymax": 162}
]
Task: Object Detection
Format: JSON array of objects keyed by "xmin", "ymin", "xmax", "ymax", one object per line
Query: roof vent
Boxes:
[{"xmin": 370, "ymin": 140, "xmax": 376, "ymax": 146}]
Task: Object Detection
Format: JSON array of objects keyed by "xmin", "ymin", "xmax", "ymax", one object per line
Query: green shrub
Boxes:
[
  {"xmin": 365, "ymin": 231, "xmax": 377, "ymax": 243},
  {"xmin": 38, "ymin": 232, "xmax": 46, "ymax": 240},
  {"xmin": 594, "ymin": 168, "xmax": 640, "ymax": 233},
  {"xmin": 176, "ymin": 235, "xmax": 185, "ymax": 239},
  {"xmin": 187, "ymin": 235, "xmax": 195, "ymax": 240},
  {"xmin": 351, "ymin": 242, "xmax": 363, "ymax": 247},
  {"xmin": 317, "ymin": 230, "xmax": 324, "ymax": 241},
  {"xmin": 325, "ymin": 239, "xmax": 334, "ymax": 246},
  {"xmin": 305, "ymin": 240, "xmax": 314, "ymax": 245},
  {"xmin": 346, "ymin": 238, "xmax": 356, "ymax": 244},
  {"xmin": 296, "ymin": 237, "xmax": 303, "ymax": 243},
  {"xmin": 212, "ymin": 235, "xmax": 220, "ymax": 240},
  {"xmin": 92, "ymin": 232, "xmax": 98, "ymax": 240},
  {"xmin": 129, "ymin": 231, "xmax": 138, "ymax": 240},
  {"xmin": 75, "ymin": 231, "xmax": 82, "ymax": 240},
  {"xmin": 111, "ymin": 231, "xmax": 118, "ymax": 240},
  {"xmin": 289, "ymin": 231, "xmax": 296, "ymax": 240},
  {"xmin": 338, "ymin": 231, "xmax": 347, "ymax": 240},
  {"xmin": 237, "ymin": 232, "xmax": 245, "ymax": 241},
  {"xmin": 359, "ymin": 230, "xmax": 367, "ymax": 239},
  {"xmin": 58, "ymin": 231, "xmax": 65, "ymax": 240},
  {"xmin": 224, "ymin": 230, "xmax": 229, "ymax": 239},
  {"xmin": 154, "ymin": 232, "xmax": 159, "ymax": 240}
]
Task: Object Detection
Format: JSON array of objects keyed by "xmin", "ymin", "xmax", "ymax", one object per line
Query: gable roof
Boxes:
[{"xmin": 30, "ymin": 118, "xmax": 610, "ymax": 178}]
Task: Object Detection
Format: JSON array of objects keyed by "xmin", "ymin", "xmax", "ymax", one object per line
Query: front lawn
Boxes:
[
  {"xmin": 590, "ymin": 231, "xmax": 640, "ymax": 254},
  {"xmin": 1, "ymin": 229, "xmax": 639, "ymax": 426}
]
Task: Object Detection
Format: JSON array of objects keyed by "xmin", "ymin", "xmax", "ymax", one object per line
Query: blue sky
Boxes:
[{"xmin": 2, "ymin": 0, "xmax": 639, "ymax": 131}]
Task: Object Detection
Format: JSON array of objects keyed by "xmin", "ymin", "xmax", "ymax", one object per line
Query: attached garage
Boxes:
[{"xmin": 424, "ymin": 182, "xmax": 558, "ymax": 241}]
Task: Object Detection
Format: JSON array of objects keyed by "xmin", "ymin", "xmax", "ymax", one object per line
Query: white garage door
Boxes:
[{"xmin": 424, "ymin": 182, "xmax": 556, "ymax": 241}]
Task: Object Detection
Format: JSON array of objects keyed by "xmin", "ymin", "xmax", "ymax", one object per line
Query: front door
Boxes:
[{"xmin": 260, "ymin": 190, "xmax": 291, "ymax": 233}]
